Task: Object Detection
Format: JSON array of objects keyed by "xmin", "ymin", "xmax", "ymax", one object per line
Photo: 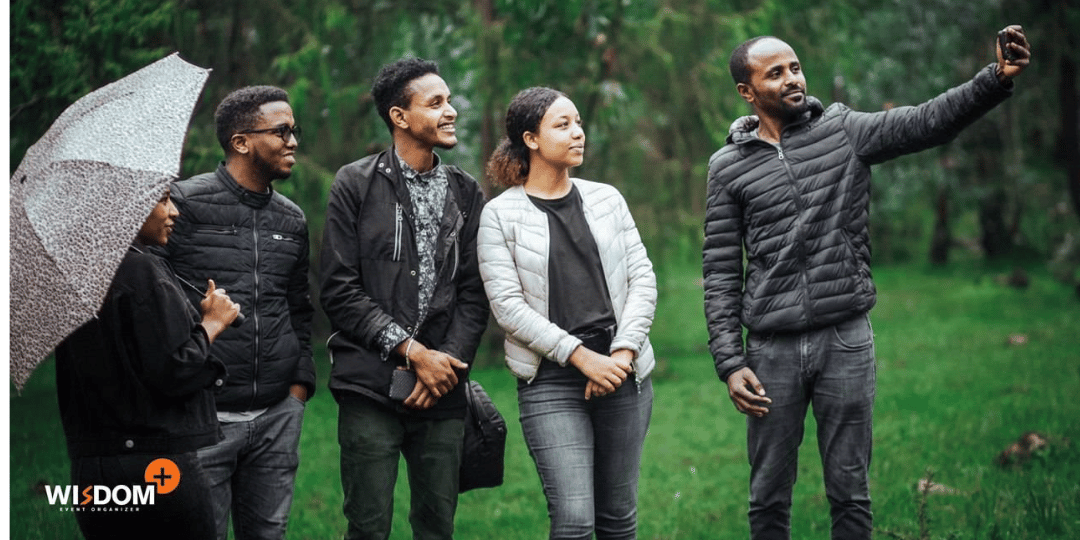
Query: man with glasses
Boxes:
[{"xmin": 159, "ymin": 85, "xmax": 315, "ymax": 540}]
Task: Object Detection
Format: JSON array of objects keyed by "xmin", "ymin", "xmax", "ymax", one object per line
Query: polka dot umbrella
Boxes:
[{"xmin": 10, "ymin": 53, "xmax": 211, "ymax": 391}]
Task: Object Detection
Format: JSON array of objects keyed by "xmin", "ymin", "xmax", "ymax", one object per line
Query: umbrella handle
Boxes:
[{"xmin": 173, "ymin": 274, "xmax": 245, "ymax": 328}]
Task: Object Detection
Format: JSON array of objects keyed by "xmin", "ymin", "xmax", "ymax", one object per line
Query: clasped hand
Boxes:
[
  {"xmin": 569, "ymin": 346, "xmax": 634, "ymax": 400},
  {"xmin": 398, "ymin": 339, "xmax": 469, "ymax": 410}
]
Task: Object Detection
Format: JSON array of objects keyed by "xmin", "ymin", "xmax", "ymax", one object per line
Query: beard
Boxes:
[
  {"xmin": 757, "ymin": 93, "xmax": 809, "ymax": 124},
  {"xmin": 252, "ymin": 149, "xmax": 293, "ymax": 181}
]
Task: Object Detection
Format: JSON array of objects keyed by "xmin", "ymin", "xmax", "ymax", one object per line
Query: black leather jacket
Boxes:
[
  {"xmin": 161, "ymin": 164, "xmax": 315, "ymax": 412},
  {"xmin": 320, "ymin": 148, "xmax": 489, "ymax": 418}
]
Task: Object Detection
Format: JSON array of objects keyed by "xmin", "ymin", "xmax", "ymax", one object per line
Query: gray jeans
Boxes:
[
  {"xmin": 745, "ymin": 314, "xmax": 875, "ymax": 540},
  {"xmin": 518, "ymin": 362, "xmax": 653, "ymax": 540},
  {"xmin": 197, "ymin": 395, "xmax": 305, "ymax": 540}
]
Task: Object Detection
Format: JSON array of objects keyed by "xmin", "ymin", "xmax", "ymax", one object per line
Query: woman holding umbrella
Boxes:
[
  {"xmin": 54, "ymin": 188, "xmax": 240, "ymax": 540},
  {"xmin": 478, "ymin": 87, "xmax": 657, "ymax": 539}
]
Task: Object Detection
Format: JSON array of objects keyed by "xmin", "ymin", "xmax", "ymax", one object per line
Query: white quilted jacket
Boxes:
[{"xmin": 478, "ymin": 178, "xmax": 657, "ymax": 382}]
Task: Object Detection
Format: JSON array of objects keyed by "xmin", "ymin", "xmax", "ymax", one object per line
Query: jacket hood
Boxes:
[{"xmin": 726, "ymin": 96, "xmax": 825, "ymax": 145}]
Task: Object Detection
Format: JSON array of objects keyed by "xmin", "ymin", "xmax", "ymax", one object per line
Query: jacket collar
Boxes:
[
  {"xmin": 214, "ymin": 162, "xmax": 273, "ymax": 209},
  {"xmin": 726, "ymin": 96, "xmax": 825, "ymax": 146}
]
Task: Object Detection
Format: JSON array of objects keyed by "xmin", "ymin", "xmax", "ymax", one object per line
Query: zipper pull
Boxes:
[{"xmin": 777, "ymin": 147, "xmax": 785, "ymax": 161}]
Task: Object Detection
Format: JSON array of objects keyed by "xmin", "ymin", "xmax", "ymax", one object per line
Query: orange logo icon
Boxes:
[{"xmin": 144, "ymin": 458, "xmax": 181, "ymax": 495}]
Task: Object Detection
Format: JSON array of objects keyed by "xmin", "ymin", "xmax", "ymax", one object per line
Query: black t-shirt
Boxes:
[{"xmin": 527, "ymin": 184, "xmax": 617, "ymax": 337}]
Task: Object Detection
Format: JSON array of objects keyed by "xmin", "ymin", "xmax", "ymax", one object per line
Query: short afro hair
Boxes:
[
  {"xmin": 729, "ymin": 36, "xmax": 778, "ymax": 86},
  {"xmin": 372, "ymin": 57, "xmax": 440, "ymax": 134},
  {"xmin": 214, "ymin": 85, "xmax": 290, "ymax": 152}
]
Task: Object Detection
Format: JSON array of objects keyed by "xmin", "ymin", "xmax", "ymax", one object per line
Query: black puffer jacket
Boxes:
[
  {"xmin": 320, "ymin": 148, "xmax": 489, "ymax": 418},
  {"xmin": 703, "ymin": 64, "xmax": 1013, "ymax": 382},
  {"xmin": 162, "ymin": 164, "xmax": 315, "ymax": 412}
]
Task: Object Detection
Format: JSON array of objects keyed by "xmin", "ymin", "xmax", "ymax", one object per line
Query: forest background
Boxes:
[
  {"xmin": 10, "ymin": 0, "xmax": 1080, "ymax": 293},
  {"xmin": 8, "ymin": 0, "xmax": 1080, "ymax": 538}
]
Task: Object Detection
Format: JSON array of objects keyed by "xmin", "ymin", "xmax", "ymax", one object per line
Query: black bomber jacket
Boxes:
[{"xmin": 319, "ymin": 148, "xmax": 489, "ymax": 418}]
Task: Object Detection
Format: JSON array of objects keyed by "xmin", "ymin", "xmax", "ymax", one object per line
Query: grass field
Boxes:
[{"xmin": 9, "ymin": 262, "xmax": 1080, "ymax": 539}]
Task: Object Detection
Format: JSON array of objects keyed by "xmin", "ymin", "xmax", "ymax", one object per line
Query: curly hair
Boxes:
[
  {"xmin": 372, "ymin": 57, "xmax": 440, "ymax": 134},
  {"xmin": 214, "ymin": 85, "xmax": 290, "ymax": 152},
  {"xmin": 729, "ymin": 36, "xmax": 778, "ymax": 86},
  {"xmin": 485, "ymin": 87, "xmax": 567, "ymax": 187}
]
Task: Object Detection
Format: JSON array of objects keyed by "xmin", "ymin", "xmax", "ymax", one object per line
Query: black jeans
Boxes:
[
  {"xmin": 71, "ymin": 451, "xmax": 215, "ymax": 540},
  {"xmin": 338, "ymin": 397, "xmax": 464, "ymax": 540}
]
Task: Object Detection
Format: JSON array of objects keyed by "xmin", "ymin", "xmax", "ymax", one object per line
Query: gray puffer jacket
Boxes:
[{"xmin": 703, "ymin": 64, "xmax": 1013, "ymax": 383}]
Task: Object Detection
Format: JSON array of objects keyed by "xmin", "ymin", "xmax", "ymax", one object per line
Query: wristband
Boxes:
[{"xmin": 404, "ymin": 338, "xmax": 416, "ymax": 369}]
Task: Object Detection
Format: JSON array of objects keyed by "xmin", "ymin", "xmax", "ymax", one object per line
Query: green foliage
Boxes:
[
  {"xmin": 10, "ymin": 0, "xmax": 177, "ymax": 160},
  {"xmin": 10, "ymin": 0, "xmax": 1078, "ymax": 270}
]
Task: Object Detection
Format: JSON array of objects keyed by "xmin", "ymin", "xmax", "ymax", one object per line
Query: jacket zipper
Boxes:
[
  {"xmin": 449, "ymin": 238, "xmax": 459, "ymax": 282},
  {"xmin": 394, "ymin": 203, "xmax": 403, "ymax": 262},
  {"xmin": 776, "ymin": 142, "xmax": 815, "ymax": 327},
  {"xmin": 251, "ymin": 209, "xmax": 261, "ymax": 406}
]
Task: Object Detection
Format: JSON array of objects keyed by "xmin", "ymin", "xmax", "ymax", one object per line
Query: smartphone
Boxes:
[
  {"xmin": 389, "ymin": 369, "xmax": 417, "ymax": 401},
  {"xmin": 998, "ymin": 29, "xmax": 1017, "ymax": 63}
]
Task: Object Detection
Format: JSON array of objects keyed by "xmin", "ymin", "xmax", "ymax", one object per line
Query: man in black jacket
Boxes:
[
  {"xmin": 703, "ymin": 28, "xmax": 1030, "ymax": 540},
  {"xmin": 161, "ymin": 86, "xmax": 315, "ymax": 540},
  {"xmin": 320, "ymin": 58, "xmax": 488, "ymax": 540}
]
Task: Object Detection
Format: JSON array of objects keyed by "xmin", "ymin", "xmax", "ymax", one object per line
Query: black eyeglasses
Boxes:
[{"xmin": 238, "ymin": 124, "xmax": 301, "ymax": 142}]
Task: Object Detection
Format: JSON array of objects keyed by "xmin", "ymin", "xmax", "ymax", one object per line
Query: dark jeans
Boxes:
[
  {"xmin": 518, "ymin": 361, "xmax": 653, "ymax": 540},
  {"xmin": 744, "ymin": 314, "xmax": 876, "ymax": 540},
  {"xmin": 197, "ymin": 395, "xmax": 306, "ymax": 540},
  {"xmin": 338, "ymin": 396, "xmax": 464, "ymax": 540},
  {"xmin": 71, "ymin": 451, "xmax": 215, "ymax": 540}
]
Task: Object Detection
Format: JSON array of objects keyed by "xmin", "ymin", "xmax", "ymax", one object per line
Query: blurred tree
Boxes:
[
  {"xmin": 10, "ymin": 0, "xmax": 1077, "ymax": 277},
  {"xmin": 10, "ymin": 0, "xmax": 177, "ymax": 162}
]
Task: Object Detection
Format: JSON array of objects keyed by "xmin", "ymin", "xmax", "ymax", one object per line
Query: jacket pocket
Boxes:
[
  {"xmin": 195, "ymin": 225, "xmax": 237, "ymax": 236},
  {"xmin": 356, "ymin": 203, "xmax": 402, "ymax": 261}
]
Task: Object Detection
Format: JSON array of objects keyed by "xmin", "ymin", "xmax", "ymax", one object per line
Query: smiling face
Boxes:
[
  {"xmin": 523, "ymin": 96, "xmax": 585, "ymax": 170},
  {"xmin": 238, "ymin": 100, "xmax": 298, "ymax": 181},
  {"xmin": 738, "ymin": 38, "xmax": 808, "ymax": 124},
  {"xmin": 393, "ymin": 73, "xmax": 458, "ymax": 150},
  {"xmin": 137, "ymin": 189, "xmax": 179, "ymax": 246}
]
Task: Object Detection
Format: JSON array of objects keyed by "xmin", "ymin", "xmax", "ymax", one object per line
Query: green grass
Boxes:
[{"xmin": 9, "ymin": 262, "xmax": 1080, "ymax": 539}]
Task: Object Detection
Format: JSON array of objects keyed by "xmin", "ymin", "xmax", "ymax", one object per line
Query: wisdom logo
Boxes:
[{"xmin": 45, "ymin": 458, "xmax": 182, "ymax": 512}]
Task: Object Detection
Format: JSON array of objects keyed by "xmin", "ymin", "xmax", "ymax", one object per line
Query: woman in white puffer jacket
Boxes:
[{"xmin": 477, "ymin": 87, "xmax": 657, "ymax": 540}]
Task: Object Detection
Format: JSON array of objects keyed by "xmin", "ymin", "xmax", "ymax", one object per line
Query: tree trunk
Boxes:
[
  {"xmin": 929, "ymin": 186, "xmax": 951, "ymax": 265},
  {"xmin": 980, "ymin": 188, "xmax": 1011, "ymax": 259},
  {"xmin": 1059, "ymin": 51, "xmax": 1080, "ymax": 219},
  {"xmin": 475, "ymin": 0, "xmax": 496, "ymax": 198}
]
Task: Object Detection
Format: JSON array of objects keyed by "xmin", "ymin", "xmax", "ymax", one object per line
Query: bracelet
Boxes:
[{"xmin": 404, "ymin": 338, "xmax": 416, "ymax": 369}]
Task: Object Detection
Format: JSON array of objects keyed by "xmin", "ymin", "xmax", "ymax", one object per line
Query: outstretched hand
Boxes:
[{"xmin": 996, "ymin": 25, "xmax": 1031, "ymax": 80}]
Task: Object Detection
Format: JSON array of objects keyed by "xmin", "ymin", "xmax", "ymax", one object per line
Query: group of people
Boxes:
[{"xmin": 55, "ymin": 25, "xmax": 1029, "ymax": 540}]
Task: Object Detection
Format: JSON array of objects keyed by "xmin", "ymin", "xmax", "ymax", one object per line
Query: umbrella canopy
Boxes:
[{"xmin": 10, "ymin": 53, "xmax": 211, "ymax": 391}]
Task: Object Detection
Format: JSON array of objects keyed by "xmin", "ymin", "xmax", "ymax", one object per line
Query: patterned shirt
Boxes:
[{"xmin": 375, "ymin": 151, "xmax": 449, "ymax": 358}]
